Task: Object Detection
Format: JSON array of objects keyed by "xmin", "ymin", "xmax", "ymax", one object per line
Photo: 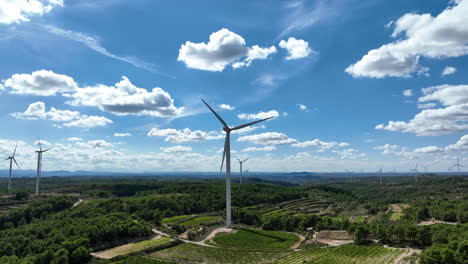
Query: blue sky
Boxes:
[{"xmin": 0, "ymin": 0, "xmax": 467, "ymax": 173}]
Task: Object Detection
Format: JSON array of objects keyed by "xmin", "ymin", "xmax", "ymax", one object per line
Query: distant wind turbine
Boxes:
[
  {"xmin": 5, "ymin": 143, "xmax": 19, "ymax": 193},
  {"xmin": 235, "ymin": 156, "xmax": 249, "ymax": 184},
  {"xmin": 449, "ymin": 157, "xmax": 464, "ymax": 177},
  {"xmin": 377, "ymin": 166, "xmax": 383, "ymax": 185},
  {"xmin": 410, "ymin": 164, "xmax": 419, "ymax": 183},
  {"xmin": 35, "ymin": 139, "xmax": 51, "ymax": 195},
  {"xmin": 202, "ymin": 99, "xmax": 273, "ymax": 228}
]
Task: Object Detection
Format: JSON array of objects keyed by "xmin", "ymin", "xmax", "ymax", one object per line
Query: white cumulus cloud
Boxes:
[
  {"xmin": 377, "ymin": 84, "xmax": 468, "ymax": 136},
  {"xmin": 160, "ymin": 145, "xmax": 192, "ymax": 153},
  {"xmin": 442, "ymin": 66, "xmax": 457, "ymax": 76},
  {"xmin": 178, "ymin": 28, "xmax": 276, "ymax": 71},
  {"xmin": 2, "ymin": 70, "xmax": 78, "ymax": 96},
  {"xmin": 279, "ymin": 37, "xmax": 315, "ymax": 60},
  {"xmin": 147, "ymin": 128, "xmax": 223, "ymax": 143},
  {"xmin": 67, "ymin": 76, "xmax": 183, "ymax": 117},
  {"xmin": 237, "ymin": 132, "xmax": 297, "ymax": 145},
  {"xmin": 242, "ymin": 146, "xmax": 276, "ymax": 152},
  {"xmin": 114, "ymin": 133, "xmax": 132, "ymax": 137},
  {"xmin": 0, "ymin": 0, "xmax": 63, "ymax": 24},
  {"xmin": 219, "ymin": 104, "xmax": 235, "ymax": 110},
  {"xmin": 346, "ymin": 0, "xmax": 468, "ymax": 78},
  {"xmin": 403, "ymin": 89, "xmax": 413, "ymax": 97},
  {"xmin": 238, "ymin": 110, "xmax": 279, "ymax": 120}
]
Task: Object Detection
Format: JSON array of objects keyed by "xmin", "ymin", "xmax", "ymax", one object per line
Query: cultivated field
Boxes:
[{"xmin": 92, "ymin": 237, "xmax": 173, "ymax": 259}]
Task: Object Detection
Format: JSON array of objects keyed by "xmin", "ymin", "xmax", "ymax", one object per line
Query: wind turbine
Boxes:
[
  {"xmin": 377, "ymin": 166, "xmax": 383, "ymax": 185},
  {"xmin": 5, "ymin": 143, "xmax": 19, "ymax": 193},
  {"xmin": 449, "ymin": 157, "xmax": 464, "ymax": 177},
  {"xmin": 235, "ymin": 156, "xmax": 249, "ymax": 184},
  {"xmin": 202, "ymin": 99, "xmax": 273, "ymax": 228},
  {"xmin": 35, "ymin": 139, "xmax": 51, "ymax": 195},
  {"xmin": 410, "ymin": 164, "xmax": 419, "ymax": 183}
]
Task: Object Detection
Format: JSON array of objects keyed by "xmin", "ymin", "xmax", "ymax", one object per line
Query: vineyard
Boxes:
[
  {"xmin": 212, "ymin": 228, "xmax": 299, "ymax": 249},
  {"xmin": 258, "ymin": 196, "xmax": 331, "ymax": 217},
  {"xmin": 273, "ymin": 244, "xmax": 405, "ymax": 264},
  {"xmin": 150, "ymin": 243, "xmax": 288, "ymax": 263},
  {"xmin": 93, "ymin": 237, "xmax": 173, "ymax": 259}
]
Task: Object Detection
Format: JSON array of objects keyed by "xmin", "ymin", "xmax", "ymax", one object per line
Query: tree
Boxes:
[
  {"xmin": 70, "ymin": 246, "xmax": 89, "ymax": 264},
  {"xmin": 354, "ymin": 225, "xmax": 369, "ymax": 245},
  {"xmin": 51, "ymin": 248, "xmax": 69, "ymax": 264}
]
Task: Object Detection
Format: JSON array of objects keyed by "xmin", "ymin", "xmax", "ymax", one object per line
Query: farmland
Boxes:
[
  {"xmin": 0, "ymin": 175, "xmax": 466, "ymax": 264},
  {"xmin": 211, "ymin": 228, "xmax": 299, "ymax": 249}
]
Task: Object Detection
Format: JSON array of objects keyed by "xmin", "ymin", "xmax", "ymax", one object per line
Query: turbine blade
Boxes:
[
  {"xmin": 201, "ymin": 99, "xmax": 229, "ymax": 128},
  {"xmin": 13, "ymin": 158, "xmax": 19, "ymax": 169},
  {"xmin": 38, "ymin": 138, "xmax": 42, "ymax": 152},
  {"xmin": 220, "ymin": 137, "xmax": 228, "ymax": 175},
  {"xmin": 243, "ymin": 158, "xmax": 249, "ymax": 163},
  {"xmin": 235, "ymin": 155, "xmax": 241, "ymax": 162},
  {"xmin": 43, "ymin": 148, "xmax": 52, "ymax": 153},
  {"xmin": 231, "ymin": 116, "xmax": 274, "ymax": 131},
  {"xmin": 12, "ymin": 142, "xmax": 18, "ymax": 157}
]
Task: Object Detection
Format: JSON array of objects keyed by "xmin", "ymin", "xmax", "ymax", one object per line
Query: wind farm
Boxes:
[{"xmin": 1, "ymin": 0, "xmax": 468, "ymax": 264}]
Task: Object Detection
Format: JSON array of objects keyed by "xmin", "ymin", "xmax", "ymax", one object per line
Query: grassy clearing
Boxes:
[
  {"xmin": 151, "ymin": 243, "xmax": 288, "ymax": 264},
  {"xmin": 161, "ymin": 215, "xmax": 193, "ymax": 225},
  {"xmin": 179, "ymin": 216, "xmax": 221, "ymax": 227},
  {"xmin": 390, "ymin": 213, "xmax": 403, "ymax": 221},
  {"xmin": 389, "ymin": 203, "xmax": 410, "ymax": 213},
  {"xmin": 212, "ymin": 228, "xmax": 299, "ymax": 249},
  {"xmin": 110, "ymin": 256, "xmax": 176, "ymax": 264},
  {"xmin": 274, "ymin": 244, "xmax": 405, "ymax": 264},
  {"xmin": 93, "ymin": 237, "xmax": 172, "ymax": 259}
]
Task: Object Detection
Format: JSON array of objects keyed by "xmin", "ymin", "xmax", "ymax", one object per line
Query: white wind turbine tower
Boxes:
[
  {"xmin": 5, "ymin": 143, "xmax": 19, "ymax": 193},
  {"xmin": 377, "ymin": 166, "xmax": 383, "ymax": 185},
  {"xmin": 235, "ymin": 156, "xmax": 249, "ymax": 184},
  {"xmin": 35, "ymin": 139, "xmax": 51, "ymax": 195},
  {"xmin": 202, "ymin": 99, "xmax": 273, "ymax": 228},
  {"xmin": 410, "ymin": 164, "xmax": 419, "ymax": 183},
  {"xmin": 449, "ymin": 157, "xmax": 464, "ymax": 177}
]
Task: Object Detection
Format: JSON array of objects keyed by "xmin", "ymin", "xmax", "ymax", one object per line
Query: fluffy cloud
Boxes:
[
  {"xmin": 76, "ymin": 140, "xmax": 113, "ymax": 148},
  {"xmin": 63, "ymin": 115, "xmax": 113, "ymax": 128},
  {"xmin": 446, "ymin": 134, "xmax": 468, "ymax": 151},
  {"xmin": 413, "ymin": 146, "xmax": 443, "ymax": 153},
  {"xmin": 2, "ymin": 70, "xmax": 78, "ymax": 96},
  {"xmin": 346, "ymin": 0, "xmax": 468, "ymax": 78},
  {"xmin": 232, "ymin": 45, "xmax": 277, "ymax": 68},
  {"xmin": 160, "ymin": 145, "xmax": 192, "ymax": 153},
  {"xmin": 292, "ymin": 139, "xmax": 350, "ymax": 152},
  {"xmin": 242, "ymin": 146, "xmax": 276, "ymax": 152},
  {"xmin": 67, "ymin": 76, "xmax": 183, "ymax": 117},
  {"xmin": 238, "ymin": 110, "xmax": 279, "ymax": 120},
  {"xmin": 178, "ymin": 28, "xmax": 276, "ymax": 71},
  {"xmin": 442, "ymin": 66, "xmax": 457, "ymax": 76},
  {"xmin": 377, "ymin": 84, "xmax": 468, "ymax": 135},
  {"xmin": 403, "ymin": 89, "xmax": 413, "ymax": 97},
  {"xmin": 219, "ymin": 104, "xmax": 235, "ymax": 110},
  {"xmin": 148, "ymin": 128, "xmax": 223, "ymax": 143},
  {"xmin": 332, "ymin": 148, "xmax": 366, "ymax": 160},
  {"xmin": 237, "ymin": 132, "xmax": 297, "ymax": 145},
  {"xmin": 11, "ymin": 101, "xmax": 79, "ymax": 121},
  {"xmin": 279, "ymin": 37, "xmax": 315, "ymax": 60},
  {"xmin": 11, "ymin": 101, "xmax": 112, "ymax": 128},
  {"xmin": 114, "ymin": 133, "xmax": 132, "ymax": 137},
  {"xmin": 298, "ymin": 104, "xmax": 307, "ymax": 111},
  {"xmin": 67, "ymin": 137, "xmax": 83, "ymax": 141},
  {"xmin": 0, "ymin": 0, "xmax": 63, "ymax": 24}
]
